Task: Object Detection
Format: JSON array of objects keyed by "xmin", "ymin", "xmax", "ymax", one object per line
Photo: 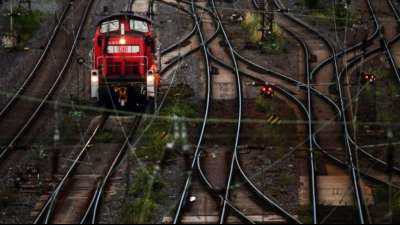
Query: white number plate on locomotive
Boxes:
[{"xmin": 107, "ymin": 45, "xmax": 140, "ymax": 54}]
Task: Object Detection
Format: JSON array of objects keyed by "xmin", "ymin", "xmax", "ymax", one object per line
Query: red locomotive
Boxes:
[{"xmin": 91, "ymin": 12, "xmax": 159, "ymax": 109}]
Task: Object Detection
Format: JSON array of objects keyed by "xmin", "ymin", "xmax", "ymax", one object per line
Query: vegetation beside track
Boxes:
[
  {"xmin": 134, "ymin": 84, "xmax": 196, "ymax": 162},
  {"xmin": 240, "ymin": 12, "xmax": 288, "ymax": 54},
  {"xmin": 121, "ymin": 166, "xmax": 164, "ymax": 224},
  {"xmin": 121, "ymin": 84, "xmax": 197, "ymax": 223},
  {"xmin": 4, "ymin": 7, "xmax": 45, "ymax": 48},
  {"xmin": 295, "ymin": 0, "xmax": 359, "ymax": 29},
  {"xmin": 253, "ymin": 95, "xmax": 297, "ymax": 160}
]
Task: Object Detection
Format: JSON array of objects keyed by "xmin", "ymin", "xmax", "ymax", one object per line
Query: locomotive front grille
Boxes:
[
  {"xmin": 108, "ymin": 62, "xmax": 122, "ymax": 75},
  {"xmin": 126, "ymin": 62, "xmax": 141, "ymax": 75}
]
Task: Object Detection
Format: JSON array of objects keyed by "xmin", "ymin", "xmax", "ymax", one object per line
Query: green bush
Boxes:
[
  {"xmin": 95, "ymin": 130, "xmax": 115, "ymax": 143},
  {"xmin": 260, "ymin": 22, "xmax": 288, "ymax": 54},
  {"xmin": 298, "ymin": 204, "xmax": 313, "ymax": 224},
  {"xmin": 241, "ymin": 12, "xmax": 262, "ymax": 44},
  {"xmin": 122, "ymin": 167, "xmax": 164, "ymax": 224},
  {"xmin": 12, "ymin": 7, "xmax": 45, "ymax": 45},
  {"xmin": 255, "ymin": 95, "xmax": 274, "ymax": 113},
  {"xmin": 135, "ymin": 85, "xmax": 196, "ymax": 161},
  {"xmin": 373, "ymin": 185, "xmax": 400, "ymax": 211}
]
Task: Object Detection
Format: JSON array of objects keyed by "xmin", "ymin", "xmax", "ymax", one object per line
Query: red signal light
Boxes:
[
  {"xmin": 260, "ymin": 85, "xmax": 274, "ymax": 97},
  {"xmin": 361, "ymin": 72, "xmax": 376, "ymax": 84}
]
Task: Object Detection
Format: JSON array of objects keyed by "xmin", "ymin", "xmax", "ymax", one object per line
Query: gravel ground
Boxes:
[
  {"xmin": 281, "ymin": 0, "xmax": 372, "ymax": 49},
  {"xmin": 156, "ymin": 2, "xmax": 193, "ymax": 52},
  {"xmin": 239, "ymin": 97, "xmax": 301, "ymax": 216},
  {"xmin": 219, "ymin": 0, "xmax": 303, "ymax": 82}
]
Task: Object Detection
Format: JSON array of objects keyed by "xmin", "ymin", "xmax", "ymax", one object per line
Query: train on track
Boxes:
[{"xmin": 91, "ymin": 12, "xmax": 159, "ymax": 109}]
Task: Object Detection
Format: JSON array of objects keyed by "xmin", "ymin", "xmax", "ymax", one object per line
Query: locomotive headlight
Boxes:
[
  {"xmin": 147, "ymin": 75, "xmax": 155, "ymax": 83},
  {"xmin": 119, "ymin": 37, "xmax": 126, "ymax": 45},
  {"xmin": 147, "ymin": 74, "xmax": 155, "ymax": 98},
  {"xmin": 91, "ymin": 70, "xmax": 99, "ymax": 99},
  {"xmin": 91, "ymin": 75, "xmax": 99, "ymax": 83}
]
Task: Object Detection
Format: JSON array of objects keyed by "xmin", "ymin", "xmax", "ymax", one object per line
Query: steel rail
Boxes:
[
  {"xmin": 208, "ymin": 49, "xmax": 304, "ymax": 224},
  {"xmin": 157, "ymin": 0, "xmax": 221, "ymax": 76},
  {"xmin": 172, "ymin": 0, "xmax": 213, "ymax": 222},
  {"xmin": 159, "ymin": 2, "xmax": 302, "ymax": 222},
  {"xmin": 80, "ymin": 0, "xmax": 154, "ymax": 221},
  {"xmin": 34, "ymin": 114, "xmax": 109, "ymax": 224},
  {"xmin": 0, "ymin": 0, "xmax": 95, "ymax": 161},
  {"xmin": 166, "ymin": 1, "xmax": 289, "ymax": 223},
  {"xmin": 166, "ymin": 1, "xmax": 389, "ymax": 223},
  {"xmin": 214, "ymin": 43, "xmax": 400, "ymax": 213},
  {"xmin": 159, "ymin": 3, "xmax": 197, "ymax": 55},
  {"xmin": 335, "ymin": 35, "xmax": 400, "ymax": 175},
  {"xmin": 267, "ymin": 0, "xmax": 319, "ymax": 222},
  {"xmin": 215, "ymin": 46, "xmax": 400, "ymax": 191},
  {"xmin": 0, "ymin": 1, "xmax": 72, "ymax": 120},
  {"xmin": 366, "ymin": 0, "xmax": 400, "ymax": 83},
  {"xmin": 304, "ymin": 0, "xmax": 400, "ymax": 179},
  {"xmin": 80, "ymin": 116, "xmax": 142, "ymax": 224},
  {"xmin": 273, "ymin": 0, "xmax": 372, "ymax": 223},
  {"xmin": 161, "ymin": 0, "xmax": 341, "ymax": 118},
  {"xmin": 207, "ymin": 0, "xmax": 243, "ymax": 223},
  {"xmin": 179, "ymin": 1, "xmax": 400, "ymax": 222},
  {"xmin": 313, "ymin": 136, "xmax": 400, "ymax": 190}
]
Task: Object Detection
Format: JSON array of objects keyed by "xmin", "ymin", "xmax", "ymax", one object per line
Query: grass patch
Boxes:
[
  {"xmin": 95, "ymin": 130, "xmax": 115, "ymax": 143},
  {"xmin": 0, "ymin": 191, "xmax": 18, "ymax": 207},
  {"xmin": 241, "ymin": 12, "xmax": 288, "ymax": 54},
  {"xmin": 121, "ymin": 166, "xmax": 164, "ymax": 224},
  {"xmin": 377, "ymin": 110, "xmax": 400, "ymax": 124},
  {"xmin": 122, "ymin": 84, "xmax": 197, "ymax": 223},
  {"xmin": 260, "ymin": 22, "xmax": 288, "ymax": 54},
  {"xmin": 279, "ymin": 173, "xmax": 296, "ymax": 186},
  {"xmin": 241, "ymin": 12, "xmax": 262, "ymax": 44},
  {"xmin": 12, "ymin": 7, "xmax": 45, "ymax": 47},
  {"xmin": 373, "ymin": 185, "xmax": 400, "ymax": 213},
  {"xmin": 298, "ymin": 204, "xmax": 313, "ymax": 224},
  {"xmin": 299, "ymin": 1, "xmax": 360, "ymax": 29},
  {"xmin": 134, "ymin": 84, "xmax": 196, "ymax": 161},
  {"xmin": 255, "ymin": 95, "xmax": 275, "ymax": 113}
]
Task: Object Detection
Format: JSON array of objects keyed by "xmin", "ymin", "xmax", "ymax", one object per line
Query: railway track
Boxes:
[
  {"xmin": 367, "ymin": 0, "xmax": 400, "ymax": 83},
  {"xmin": 167, "ymin": 0, "xmax": 301, "ymax": 224},
  {"xmin": 159, "ymin": 0, "xmax": 362, "ymax": 223},
  {"xmin": 266, "ymin": 0, "xmax": 378, "ymax": 223},
  {"xmin": 310, "ymin": 0, "xmax": 400, "ymax": 175},
  {"xmin": 0, "ymin": 0, "xmax": 94, "ymax": 161},
  {"xmin": 33, "ymin": 115, "xmax": 142, "ymax": 224},
  {"xmin": 32, "ymin": 0, "xmax": 159, "ymax": 223},
  {"xmin": 157, "ymin": 1, "xmax": 400, "ymax": 223},
  {"xmin": 273, "ymin": 0, "xmax": 400, "ymax": 223}
]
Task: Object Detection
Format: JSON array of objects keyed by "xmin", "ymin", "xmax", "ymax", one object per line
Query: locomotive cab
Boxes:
[{"xmin": 91, "ymin": 13, "xmax": 159, "ymax": 109}]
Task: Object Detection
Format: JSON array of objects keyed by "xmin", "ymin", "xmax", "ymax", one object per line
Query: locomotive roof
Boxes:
[{"xmin": 97, "ymin": 12, "xmax": 152, "ymax": 26}]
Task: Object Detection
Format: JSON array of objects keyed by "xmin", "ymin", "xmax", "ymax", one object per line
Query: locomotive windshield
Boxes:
[
  {"xmin": 101, "ymin": 20, "xmax": 119, "ymax": 33},
  {"xmin": 130, "ymin": 19, "xmax": 149, "ymax": 33}
]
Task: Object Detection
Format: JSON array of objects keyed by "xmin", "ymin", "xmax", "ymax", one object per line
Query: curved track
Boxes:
[
  {"xmin": 159, "ymin": 0, "xmax": 400, "ymax": 223},
  {"xmin": 0, "ymin": 0, "xmax": 94, "ymax": 162}
]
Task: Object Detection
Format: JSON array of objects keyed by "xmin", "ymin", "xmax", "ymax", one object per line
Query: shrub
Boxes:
[
  {"xmin": 12, "ymin": 7, "xmax": 45, "ymax": 46},
  {"xmin": 122, "ymin": 167, "xmax": 164, "ymax": 224},
  {"xmin": 241, "ymin": 12, "xmax": 262, "ymax": 44}
]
